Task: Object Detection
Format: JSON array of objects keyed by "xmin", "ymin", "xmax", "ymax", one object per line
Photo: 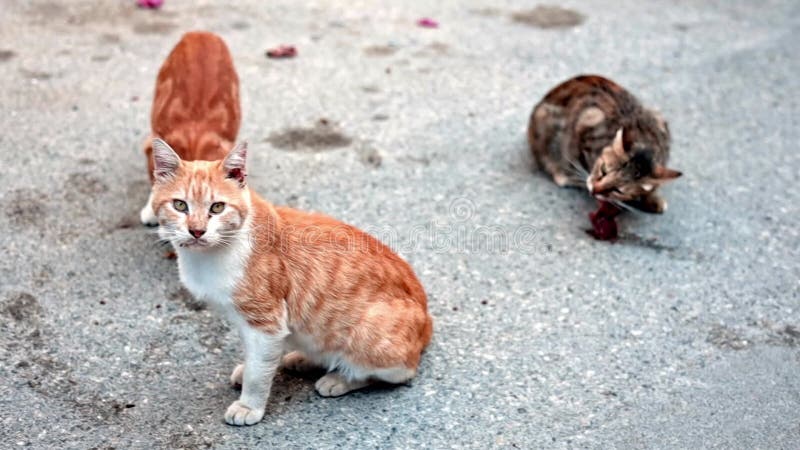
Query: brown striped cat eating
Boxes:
[{"xmin": 527, "ymin": 75, "xmax": 681, "ymax": 238}]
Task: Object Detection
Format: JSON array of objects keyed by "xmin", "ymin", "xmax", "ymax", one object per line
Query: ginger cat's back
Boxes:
[
  {"xmin": 274, "ymin": 206, "xmax": 433, "ymax": 361},
  {"xmin": 146, "ymin": 31, "xmax": 240, "ymax": 182},
  {"xmin": 140, "ymin": 31, "xmax": 241, "ymax": 225},
  {"xmin": 239, "ymin": 203, "xmax": 433, "ymax": 369}
]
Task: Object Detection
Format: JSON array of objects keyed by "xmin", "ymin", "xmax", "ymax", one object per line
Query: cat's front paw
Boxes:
[
  {"xmin": 230, "ymin": 364, "xmax": 244, "ymax": 386},
  {"xmin": 553, "ymin": 172, "xmax": 572, "ymax": 187},
  {"xmin": 635, "ymin": 195, "xmax": 667, "ymax": 214},
  {"xmin": 224, "ymin": 400, "xmax": 264, "ymax": 426}
]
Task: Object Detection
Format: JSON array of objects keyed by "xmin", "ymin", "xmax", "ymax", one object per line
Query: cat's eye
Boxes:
[
  {"xmin": 173, "ymin": 200, "xmax": 188, "ymax": 212},
  {"xmin": 600, "ymin": 163, "xmax": 608, "ymax": 176},
  {"xmin": 210, "ymin": 202, "xmax": 226, "ymax": 214}
]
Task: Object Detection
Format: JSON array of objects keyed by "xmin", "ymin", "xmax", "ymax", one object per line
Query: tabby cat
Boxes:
[{"xmin": 528, "ymin": 75, "xmax": 681, "ymax": 212}]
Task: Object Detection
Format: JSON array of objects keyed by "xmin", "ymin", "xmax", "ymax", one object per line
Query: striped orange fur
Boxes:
[
  {"xmin": 140, "ymin": 31, "xmax": 240, "ymax": 225},
  {"xmin": 149, "ymin": 139, "xmax": 433, "ymax": 426}
]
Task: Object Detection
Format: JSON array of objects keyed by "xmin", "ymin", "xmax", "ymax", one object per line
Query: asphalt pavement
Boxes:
[{"xmin": 0, "ymin": 0, "xmax": 798, "ymax": 448}]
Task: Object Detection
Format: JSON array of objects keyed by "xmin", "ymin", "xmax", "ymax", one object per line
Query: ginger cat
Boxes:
[
  {"xmin": 140, "ymin": 31, "xmax": 240, "ymax": 225},
  {"xmin": 149, "ymin": 139, "xmax": 433, "ymax": 426}
]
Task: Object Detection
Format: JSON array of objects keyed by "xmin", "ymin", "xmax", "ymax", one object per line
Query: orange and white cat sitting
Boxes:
[
  {"xmin": 140, "ymin": 31, "xmax": 240, "ymax": 225},
  {"xmin": 148, "ymin": 138, "xmax": 434, "ymax": 426}
]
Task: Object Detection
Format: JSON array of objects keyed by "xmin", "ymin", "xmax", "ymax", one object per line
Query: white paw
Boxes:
[
  {"xmin": 649, "ymin": 197, "xmax": 667, "ymax": 214},
  {"xmin": 230, "ymin": 364, "xmax": 244, "ymax": 386},
  {"xmin": 314, "ymin": 373, "xmax": 367, "ymax": 397},
  {"xmin": 224, "ymin": 400, "xmax": 264, "ymax": 426},
  {"xmin": 282, "ymin": 351, "xmax": 316, "ymax": 372},
  {"xmin": 553, "ymin": 173, "xmax": 570, "ymax": 187}
]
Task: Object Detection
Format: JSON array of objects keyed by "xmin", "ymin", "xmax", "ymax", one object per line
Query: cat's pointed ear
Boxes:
[
  {"xmin": 611, "ymin": 128, "xmax": 627, "ymax": 157},
  {"xmin": 622, "ymin": 127, "xmax": 635, "ymax": 152},
  {"xmin": 223, "ymin": 141, "xmax": 247, "ymax": 187},
  {"xmin": 652, "ymin": 165, "xmax": 682, "ymax": 181},
  {"xmin": 611, "ymin": 127, "xmax": 635, "ymax": 157},
  {"xmin": 152, "ymin": 138, "xmax": 181, "ymax": 181}
]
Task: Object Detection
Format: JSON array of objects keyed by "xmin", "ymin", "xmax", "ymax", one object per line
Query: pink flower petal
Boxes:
[
  {"xmin": 136, "ymin": 0, "xmax": 164, "ymax": 9},
  {"xmin": 416, "ymin": 18, "xmax": 439, "ymax": 28}
]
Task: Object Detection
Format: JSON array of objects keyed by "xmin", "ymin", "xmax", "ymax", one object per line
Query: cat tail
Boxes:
[{"xmin": 421, "ymin": 314, "xmax": 434, "ymax": 349}]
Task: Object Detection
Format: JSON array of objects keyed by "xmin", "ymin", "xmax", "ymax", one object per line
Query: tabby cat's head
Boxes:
[
  {"xmin": 150, "ymin": 138, "xmax": 250, "ymax": 251},
  {"xmin": 587, "ymin": 128, "xmax": 681, "ymax": 202}
]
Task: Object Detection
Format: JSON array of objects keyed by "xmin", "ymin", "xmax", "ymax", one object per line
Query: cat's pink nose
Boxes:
[{"xmin": 189, "ymin": 229, "xmax": 206, "ymax": 239}]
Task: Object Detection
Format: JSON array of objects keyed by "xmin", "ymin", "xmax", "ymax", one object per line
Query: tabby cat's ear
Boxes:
[
  {"xmin": 223, "ymin": 141, "xmax": 247, "ymax": 187},
  {"xmin": 152, "ymin": 138, "xmax": 181, "ymax": 182},
  {"xmin": 611, "ymin": 127, "xmax": 636, "ymax": 157},
  {"xmin": 611, "ymin": 128, "xmax": 626, "ymax": 157},
  {"xmin": 652, "ymin": 165, "xmax": 682, "ymax": 181}
]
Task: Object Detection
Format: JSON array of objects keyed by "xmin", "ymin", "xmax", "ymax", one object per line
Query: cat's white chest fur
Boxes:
[{"xmin": 176, "ymin": 235, "xmax": 252, "ymax": 310}]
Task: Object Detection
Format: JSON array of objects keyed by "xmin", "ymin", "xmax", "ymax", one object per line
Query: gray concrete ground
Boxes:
[{"xmin": 1, "ymin": 0, "xmax": 799, "ymax": 448}]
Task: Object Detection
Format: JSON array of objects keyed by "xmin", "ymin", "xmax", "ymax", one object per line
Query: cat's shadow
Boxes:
[{"xmin": 230, "ymin": 367, "xmax": 411, "ymax": 408}]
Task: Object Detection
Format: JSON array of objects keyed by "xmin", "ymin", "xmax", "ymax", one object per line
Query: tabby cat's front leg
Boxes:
[
  {"xmin": 224, "ymin": 326, "xmax": 285, "ymax": 426},
  {"xmin": 630, "ymin": 193, "xmax": 667, "ymax": 214}
]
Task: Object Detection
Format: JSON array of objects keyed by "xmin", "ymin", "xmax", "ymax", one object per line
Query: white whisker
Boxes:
[{"xmin": 605, "ymin": 197, "xmax": 639, "ymax": 213}]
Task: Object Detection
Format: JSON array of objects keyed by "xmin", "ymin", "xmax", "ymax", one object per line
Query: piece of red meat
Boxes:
[
  {"xmin": 266, "ymin": 45, "xmax": 297, "ymax": 58},
  {"xmin": 587, "ymin": 201, "xmax": 621, "ymax": 241}
]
